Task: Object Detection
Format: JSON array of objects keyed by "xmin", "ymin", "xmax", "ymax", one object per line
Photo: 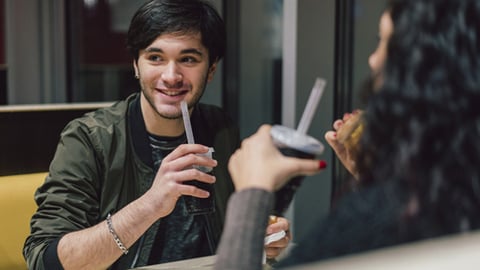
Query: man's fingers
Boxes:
[
  {"xmin": 265, "ymin": 233, "xmax": 289, "ymax": 247},
  {"xmin": 178, "ymin": 184, "xmax": 212, "ymax": 198},
  {"xmin": 265, "ymin": 247, "xmax": 282, "ymax": 258}
]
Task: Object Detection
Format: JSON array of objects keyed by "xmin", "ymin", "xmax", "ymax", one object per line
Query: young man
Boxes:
[{"xmin": 23, "ymin": 1, "xmax": 289, "ymax": 269}]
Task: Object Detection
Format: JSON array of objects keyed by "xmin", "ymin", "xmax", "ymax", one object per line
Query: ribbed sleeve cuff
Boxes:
[{"xmin": 43, "ymin": 237, "xmax": 64, "ymax": 270}]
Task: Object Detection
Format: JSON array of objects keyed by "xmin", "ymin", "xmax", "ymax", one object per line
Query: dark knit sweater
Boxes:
[{"xmin": 215, "ymin": 181, "xmax": 464, "ymax": 269}]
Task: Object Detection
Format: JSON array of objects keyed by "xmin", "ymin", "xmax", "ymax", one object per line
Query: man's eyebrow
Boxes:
[
  {"xmin": 145, "ymin": 47, "xmax": 163, "ymax": 53},
  {"xmin": 144, "ymin": 47, "xmax": 203, "ymax": 56},
  {"xmin": 181, "ymin": 48, "xmax": 203, "ymax": 56}
]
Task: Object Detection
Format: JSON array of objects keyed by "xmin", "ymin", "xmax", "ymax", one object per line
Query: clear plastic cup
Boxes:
[{"xmin": 184, "ymin": 147, "xmax": 216, "ymax": 215}]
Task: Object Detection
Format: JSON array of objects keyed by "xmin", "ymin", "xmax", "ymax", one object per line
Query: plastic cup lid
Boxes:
[{"xmin": 270, "ymin": 125, "xmax": 324, "ymax": 156}]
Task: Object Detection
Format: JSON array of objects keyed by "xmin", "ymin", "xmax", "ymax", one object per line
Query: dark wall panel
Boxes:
[{"xmin": 0, "ymin": 108, "xmax": 101, "ymax": 176}]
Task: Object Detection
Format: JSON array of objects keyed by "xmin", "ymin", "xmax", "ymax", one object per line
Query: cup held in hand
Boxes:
[
  {"xmin": 270, "ymin": 125, "xmax": 324, "ymax": 215},
  {"xmin": 184, "ymin": 147, "xmax": 215, "ymax": 215}
]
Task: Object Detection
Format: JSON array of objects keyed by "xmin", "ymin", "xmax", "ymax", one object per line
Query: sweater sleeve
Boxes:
[{"xmin": 214, "ymin": 188, "xmax": 274, "ymax": 270}]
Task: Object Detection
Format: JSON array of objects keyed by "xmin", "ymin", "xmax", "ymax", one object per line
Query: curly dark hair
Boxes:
[
  {"xmin": 356, "ymin": 0, "xmax": 480, "ymax": 232},
  {"xmin": 126, "ymin": 0, "xmax": 225, "ymax": 66}
]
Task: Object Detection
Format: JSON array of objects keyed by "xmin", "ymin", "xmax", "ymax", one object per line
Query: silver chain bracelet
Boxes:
[{"xmin": 106, "ymin": 213, "xmax": 129, "ymax": 255}]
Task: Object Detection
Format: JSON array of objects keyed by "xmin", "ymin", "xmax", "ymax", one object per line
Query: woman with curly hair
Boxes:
[{"xmin": 214, "ymin": 0, "xmax": 480, "ymax": 269}]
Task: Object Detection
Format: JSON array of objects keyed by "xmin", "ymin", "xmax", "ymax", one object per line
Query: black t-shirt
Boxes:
[{"xmin": 147, "ymin": 133, "xmax": 211, "ymax": 264}]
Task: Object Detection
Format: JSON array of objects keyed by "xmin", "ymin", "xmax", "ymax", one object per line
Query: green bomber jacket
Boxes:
[{"xmin": 23, "ymin": 93, "xmax": 238, "ymax": 269}]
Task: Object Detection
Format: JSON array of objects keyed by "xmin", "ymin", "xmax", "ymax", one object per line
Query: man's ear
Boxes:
[
  {"xmin": 133, "ymin": 59, "xmax": 139, "ymax": 78},
  {"xmin": 207, "ymin": 61, "xmax": 218, "ymax": 82}
]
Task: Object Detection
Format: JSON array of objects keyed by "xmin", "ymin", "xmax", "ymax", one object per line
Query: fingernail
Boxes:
[
  {"xmin": 333, "ymin": 132, "xmax": 337, "ymax": 138},
  {"xmin": 318, "ymin": 160, "xmax": 327, "ymax": 169}
]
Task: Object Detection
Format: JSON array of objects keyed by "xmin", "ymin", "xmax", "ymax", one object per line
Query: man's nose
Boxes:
[{"xmin": 161, "ymin": 62, "xmax": 183, "ymax": 86}]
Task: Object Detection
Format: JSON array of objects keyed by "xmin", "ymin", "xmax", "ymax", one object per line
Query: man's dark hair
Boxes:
[{"xmin": 126, "ymin": 0, "xmax": 226, "ymax": 66}]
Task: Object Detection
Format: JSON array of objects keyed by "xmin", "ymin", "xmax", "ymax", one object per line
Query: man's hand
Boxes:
[
  {"xmin": 145, "ymin": 144, "xmax": 218, "ymax": 218},
  {"xmin": 264, "ymin": 216, "xmax": 291, "ymax": 259}
]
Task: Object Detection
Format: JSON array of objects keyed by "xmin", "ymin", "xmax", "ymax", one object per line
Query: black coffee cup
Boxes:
[{"xmin": 270, "ymin": 125, "xmax": 324, "ymax": 216}]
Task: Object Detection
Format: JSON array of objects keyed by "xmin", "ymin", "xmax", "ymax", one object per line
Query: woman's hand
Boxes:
[
  {"xmin": 228, "ymin": 124, "xmax": 325, "ymax": 192},
  {"xmin": 324, "ymin": 111, "xmax": 362, "ymax": 179}
]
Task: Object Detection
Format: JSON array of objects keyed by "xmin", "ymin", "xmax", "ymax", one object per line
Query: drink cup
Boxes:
[
  {"xmin": 270, "ymin": 125, "xmax": 324, "ymax": 216},
  {"xmin": 184, "ymin": 147, "xmax": 215, "ymax": 215}
]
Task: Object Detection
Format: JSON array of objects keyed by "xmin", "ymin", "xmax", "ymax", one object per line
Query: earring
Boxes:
[{"xmin": 134, "ymin": 74, "xmax": 139, "ymax": 79}]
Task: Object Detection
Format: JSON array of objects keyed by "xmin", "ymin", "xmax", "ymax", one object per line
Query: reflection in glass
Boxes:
[
  {"xmin": 0, "ymin": 0, "xmax": 6, "ymax": 104},
  {"xmin": 66, "ymin": 0, "xmax": 148, "ymax": 102},
  {"xmin": 238, "ymin": 0, "xmax": 283, "ymax": 138}
]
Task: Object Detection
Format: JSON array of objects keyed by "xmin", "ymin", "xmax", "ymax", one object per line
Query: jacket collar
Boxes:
[{"xmin": 128, "ymin": 93, "xmax": 154, "ymax": 168}]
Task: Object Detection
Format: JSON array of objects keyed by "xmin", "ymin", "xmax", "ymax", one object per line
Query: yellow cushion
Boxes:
[{"xmin": 0, "ymin": 172, "xmax": 47, "ymax": 270}]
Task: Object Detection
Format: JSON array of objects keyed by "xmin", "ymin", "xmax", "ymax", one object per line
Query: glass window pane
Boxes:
[
  {"xmin": 238, "ymin": 0, "xmax": 283, "ymax": 138},
  {"xmin": 0, "ymin": 0, "xmax": 6, "ymax": 105},
  {"xmin": 66, "ymin": 0, "xmax": 148, "ymax": 102}
]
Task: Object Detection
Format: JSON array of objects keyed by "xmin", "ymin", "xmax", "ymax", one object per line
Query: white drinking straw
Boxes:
[
  {"xmin": 181, "ymin": 100, "xmax": 195, "ymax": 144},
  {"xmin": 296, "ymin": 78, "xmax": 327, "ymax": 134}
]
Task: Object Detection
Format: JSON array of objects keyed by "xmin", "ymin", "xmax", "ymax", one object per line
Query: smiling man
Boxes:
[{"xmin": 23, "ymin": 1, "xmax": 290, "ymax": 269}]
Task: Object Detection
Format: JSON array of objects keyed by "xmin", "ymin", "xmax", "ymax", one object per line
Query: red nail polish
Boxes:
[
  {"xmin": 318, "ymin": 160, "xmax": 327, "ymax": 169},
  {"xmin": 333, "ymin": 132, "xmax": 337, "ymax": 138}
]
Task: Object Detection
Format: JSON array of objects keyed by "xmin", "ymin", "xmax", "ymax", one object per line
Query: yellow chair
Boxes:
[{"xmin": 0, "ymin": 172, "xmax": 47, "ymax": 270}]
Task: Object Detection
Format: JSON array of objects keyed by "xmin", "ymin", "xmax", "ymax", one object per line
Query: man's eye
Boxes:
[
  {"xmin": 182, "ymin": 57, "xmax": 199, "ymax": 63},
  {"xmin": 149, "ymin": 55, "xmax": 162, "ymax": 62}
]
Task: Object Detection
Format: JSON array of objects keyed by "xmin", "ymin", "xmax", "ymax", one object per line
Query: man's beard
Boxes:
[{"xmin": 141, "ymin": 80, "xmax": 207, "ymax": 120}]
